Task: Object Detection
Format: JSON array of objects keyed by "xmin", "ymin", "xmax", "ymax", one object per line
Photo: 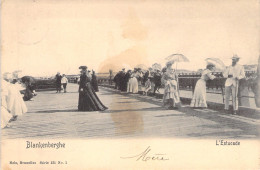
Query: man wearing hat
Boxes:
[
  {"xmin": 113, "ymin": 72, "xmax": 120, "ymax": 90},
  {"xmin": 119, "ymin": 68, "xmax": 126, "ymax": 91},
  {"xmin": 153, "ymin": 69, "xmax": 162, "ymax": 95},
  {"xmin": 223, "ymin": 55, "xmax": 245, "ymax": 114},
  {"xmin": 55, "ymin": 72, "xmax": 62, "ymax": 93}
]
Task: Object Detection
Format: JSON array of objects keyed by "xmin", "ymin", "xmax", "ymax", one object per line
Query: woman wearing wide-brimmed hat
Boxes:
[
  {"xmin": 161, "ymin": 61, "xmax": 180, "ymax": 109},
  {"xmin": 190, "ymin": 63, "xmax": 216, "ymax": 108},
  {"xmin": 78, "ymin": 66, "xmax": 108, "ymax": 111}
]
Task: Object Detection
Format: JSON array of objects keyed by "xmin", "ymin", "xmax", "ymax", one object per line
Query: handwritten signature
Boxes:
[{"xmin": 120, "ymin": 146, "xmax": 169, "ymax": 161}]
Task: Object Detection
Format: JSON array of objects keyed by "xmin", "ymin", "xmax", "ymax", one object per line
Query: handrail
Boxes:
[{"xmin": 96, "ymin": 76, "xmax": 256, "ymax": 99}]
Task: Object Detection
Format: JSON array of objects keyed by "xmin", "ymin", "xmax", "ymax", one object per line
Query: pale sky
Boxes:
[{"xmin": 1, "ymin": 0, "xmax": 259, "ymax": 77}]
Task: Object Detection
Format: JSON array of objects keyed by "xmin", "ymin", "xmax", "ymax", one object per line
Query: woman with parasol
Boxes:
[
  {"xmin": 78, "ymin": 66, "xmax": 108, "ymax": 111},
  {"xmin": 165, "ymin": 53, "xmax": 190, "ymax": 95},
  {"xmin": 190, "ymin": 62, "xmax": 216, "ymax": 108},
  {"xmin": 161, "ymin": 61, "xmax": 180, "ymax": 109}
]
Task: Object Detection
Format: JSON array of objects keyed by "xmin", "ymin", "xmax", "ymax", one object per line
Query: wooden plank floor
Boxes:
[{"xmin": 2, "ymin": 83, "xmax": 259, "ymax": 140}]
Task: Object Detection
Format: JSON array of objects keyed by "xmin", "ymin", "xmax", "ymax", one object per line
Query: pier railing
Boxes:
[
  {"xmin": 96, "ymin": 71, "xmax": 256, "ymax": 90},
  {"xmin": 96, "ymin": 71, "xmax": 257, "ymax": 106}
]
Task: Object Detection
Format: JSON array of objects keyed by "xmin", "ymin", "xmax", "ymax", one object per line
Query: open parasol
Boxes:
[
  {"xmin": 165, "ymin": 53, "xmax": 189, "ymax": 94},
  {"xmin": 205, "ymin": 58, "xmax": 226, "ymax": 71},
  {"xmin": 165, "ymin": 53, "xmax": 189, "ymax": 63},
  {"xmin": 165, "ymin": 53, "xmax": 189, "ymax": 70}
]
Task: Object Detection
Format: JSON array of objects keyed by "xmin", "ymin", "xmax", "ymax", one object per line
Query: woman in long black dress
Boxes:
[{"xmin": 78, "ymin": 66, "xmax": 108, "ymax": 111}]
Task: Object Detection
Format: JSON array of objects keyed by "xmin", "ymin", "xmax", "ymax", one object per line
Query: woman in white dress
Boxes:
[
  {"xmin": 127, "ymin": 71, "xmax": 133, "ymax": 93},
  {"xmin": 162, "ymin": 61, "xmax": 180, "ymax": 109},
  {"xmin": 1, "ymin": 79, "xmax": 12, "ymax": 128},
  {"xmin": 190, "ymin": 64, "xmax": 215, "ymax": 108},
  {"xmin": 4, "ymin": 75, "xmax": 27, "ymax": 121},
  {"xmin": 127, "ymin": 69, "xmax": 139, "ymax": 94}
]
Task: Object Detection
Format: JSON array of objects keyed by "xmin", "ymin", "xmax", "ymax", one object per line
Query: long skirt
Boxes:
[
  {"xmin": 91, "ymin": 81, "xmax": 99, "ymax": 92},
  {"xmin": 7, "ymin": 85, "xmax": 27, "ymax": 116},
  {"xmin": 127, "ymin": 77, "xmax": 138, "ymax": 93},
  {"xmin": 190, "ymin": 79, "xmax": 207, "ymax": 107},
  {"xmin": 78, "ymin": 83, "xmax": 108, "ymax": 111},
  {"xmin": 1, "ymin": 106, "xmax": 12, "ymax": 128},
  {"xmin": 163, "ymin": 80, "xmax": 180, "ymax": 106}
]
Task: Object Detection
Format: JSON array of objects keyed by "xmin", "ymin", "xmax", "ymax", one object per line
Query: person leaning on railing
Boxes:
[{"xmin": 190, "ymin": 64, "xmax": 216, "ymax": 108}]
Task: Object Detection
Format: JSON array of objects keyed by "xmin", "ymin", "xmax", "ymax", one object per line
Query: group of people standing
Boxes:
[
  {"xmin": 1, "ymin": 67, "xmax": 107, "ymax": 128},
  {"xmin": 190, "ymin": 55, "xmax": 245, "ymax": 114},
  {"xmin": 162, "ymin": 55, "xmax": 245, "ymax": 114},
  {"xmin": 112, "ymin": 54, "xmax": 245, "ymax": 114},
  {"xmin": 1, "ymin": 73, "xmax": 28, "ymax": 129},
  {"xmin": 163, "ymin": 55, "xmax": 245, "ymax": 114},
  {"xmin": 55, "ymin": 70, "xmax": 99, "ymax": 94},
  {"xmin": 113, "ymin": 68, "xmax": 162, "ymax": 95},
  {"xmin": 55, "ymin": 72, "xmax": 68, "ymax": 93},
  {"xmin": 0, "ymin": 54, "xmax": 245, "ymax": 130},
  {"xmin": 112, "ymin": 61, "xmax": 180, "ymax": 109}
]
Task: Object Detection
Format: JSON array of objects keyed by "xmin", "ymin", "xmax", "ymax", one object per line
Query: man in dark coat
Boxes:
[
  {"xmin": 143, "ymin": 70, "xmax": 150, "ymax": 86},
  {"xmin": 113, "ymin": 72, "xmax": 120, "ymax": 89},
  {"xmin": 124, "ymin": 70, "xmax": 132, "ymax": 91},
  {"xmin": 119, "ymin": 68, "xmax": 126, "ymax": 91},
  {"xmin": 153, "ymin": 70, "xmax": 162, "ymax": 95},
  {"xmin": 55, "ymin": 72, "xmax": 62, "ymax": 93},
  {"xmin": 91, "ymin": 71, "xmax": 99, "ymax": 92}
]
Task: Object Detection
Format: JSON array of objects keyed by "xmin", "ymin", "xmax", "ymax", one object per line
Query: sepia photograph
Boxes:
[{"xmin": 1, "ymin": 0, "xmax": 259, "ymax": 169}]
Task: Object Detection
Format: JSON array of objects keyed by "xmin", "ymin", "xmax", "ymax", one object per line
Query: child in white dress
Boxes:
[{"xmin": 144, "ymin": 78, "xmax": 152, "ymax": 96}]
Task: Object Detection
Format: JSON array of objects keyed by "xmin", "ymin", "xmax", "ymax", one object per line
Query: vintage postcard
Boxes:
[{"xmin": 1, "ymin": 0, "xmax": 259, "ymax": 169}]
